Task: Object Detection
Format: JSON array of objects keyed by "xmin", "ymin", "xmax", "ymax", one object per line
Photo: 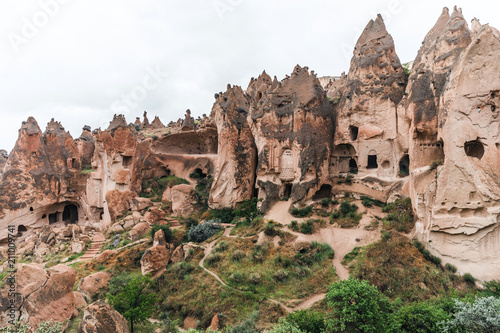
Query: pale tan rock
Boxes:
[
  {"xmin": 130, "ymin": 222, "xmax": 151, "ymax": 241},
  {"xmin": 73, "ymin": 291, "xmax": 88, "ymax": 311},
  {"xmin": 171, "ymin": 184, "xmax": 196, "ymax": 216},
  {"xmin": 71, "ymin": 240, "xmax": 86, "ymax": 254},
  {"xmin": 109, "ymin": 223, "xmax": 125, "ymax": 234},
  {"xmin": 140, "ymin": 245, "xmax": 170, "ymax": 277},
  {"xmin": 78, "ymin": 271, "xmax": 112, "ymax": 301},
  {"xmin": 34, "ymin": 243, "xmax": 51, "ymax": 258},
  {"xmin": 153, "ymin": 230, "xmax": 166, "ymax": 247},
  {"xmin": 78, "ymin": 300, "xmax": 130, "ymax": 333},
  {"xmin": 170, "ymin": 245, "xmax": 184, "ymax": 264}
]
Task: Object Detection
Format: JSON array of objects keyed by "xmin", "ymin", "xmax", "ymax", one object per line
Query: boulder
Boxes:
[
  {"xmin": 109, "ymin": 223, "xmax": 125, "ymax": 234},
  {"xmin": 73, "ymin": 291, "xmax": 88, "ymax": 312},
  {"xmin": 122, "ymin": 215, "xmax": 135, "ymax": 230},
  {"xmin": 171, "ymin": 184, "xmax": 196, "ymax": 217},
  {"xmin": 34, "ymin": 243, "xmax": 51, "ymax": 258},
  {"xmin": 95, "ymin": 250, "xmax": 116, "ymax": 263},
  {"xmin": 71, "ymin": 240, "xmax": 86, "ymax": 254},
  {"xmin": 78, "ymin": 300, "xmax": 130, "ymax": 333},
  {"xmin": 144, "ymin": 208, "xmax": 167, "ymax": 225},
  {"xmin": 17, "ymin": 264, "xmax": 76, "ymax": 329},
  {"xmin": 140, "ymin": 245, "xmax": 170, "ymax": 277},
  {"xmin": 170, "ymin": 245, "xmax": 184, "ymax": 264},
  {"xmin": 130, "ymin": 222, "xmax": 151, "ymax": 241},
  {"xmin": 153, "ymin": 230, "xmax": 166, "ymax": 247},
  {"xmin": 78, "ymin": 271, "xmax": 112, "ymax": 301}
]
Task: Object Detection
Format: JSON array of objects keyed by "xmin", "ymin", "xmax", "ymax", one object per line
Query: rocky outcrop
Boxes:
[
  {"xmin": 334, "ymin": 14, "xmax": 406, "ymax": 179},
  {"xmin": 210, "ymin": 84, "xmax": 257, "ymax": 208},
  {"xmin": 0, "ymin": 118, "xmax": 89, "ymax": 241},
  {"xmin": 0, "ymin": 264, "xmax": 77, "ymax": 329},
  {"xmin": 140, "ymin": 245, "xmax": 170, "ymax": 276},
  {"xmin": 78, "ymin": 300, "xmax": 130, "ymax": 333},
  {"xmin": 130, "ymin": 222, "xmax": 151, "ymax": 241},
  {"xmin": 250, "ymin": 66, "xmax": 335, "ymax": 211},
  {"xmin": 407, "ymin": 7, "xmax": 471, "ymax": 169},
  {"xmin": 412, "ymin": 21, "xmax": 500, "ymax": 280},
  {"xmin": 78, "ymin": 271, "xmax": 112, "ymax": 301}
]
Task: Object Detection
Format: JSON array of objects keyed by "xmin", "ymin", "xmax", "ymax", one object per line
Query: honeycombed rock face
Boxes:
[
  {"xmin": 249, "ymin": 66, "xmax": 335, "ymax": 211},
  {"xmin": 412, "ymin": 24, "xmax": 500, "ymax": 280},
  {"xmin": 334, "ymin": 14, "xmax": 407, "ymax": 179},
  {"xmin": 210, "ymin": 85, "xmax": 257, "ymax": 208},
  {"xmin": 0, "ymin": 118, "xmax": 88, "ymax": 241},
  {"xmin": 407, "ymin": 7, "xmax": 471, "ymax": 169}
]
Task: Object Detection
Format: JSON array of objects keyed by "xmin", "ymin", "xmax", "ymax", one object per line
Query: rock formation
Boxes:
[
  {"xmin": 78, "ymin": 300, "xmax": 130, "ymax": 333},
  {"xmin": 1, "ymin": 7, "xmax": 500, "ymax": 282}
]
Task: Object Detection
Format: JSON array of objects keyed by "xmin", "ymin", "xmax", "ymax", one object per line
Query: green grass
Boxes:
[
  {"xmin": 344, "ymin": 233, "xmax": 475, "ymax": 303},
  {"xmin": 382, "ymin": 198, "xmax": 415, "ymax": 233},
  {"xmin": 290, "ymin": 206, "xmax": 313, "ymax": 218},
  {"xmin": 139, "ymin": 175, "xmax": 189, "ymax": 202},
  {"xmin": 80, "ymin": 168, "xmax": 95, "ymax": 175},
  {"xmin": 208, "ymin": 238, "xmax": 337, "ymax": 302},
  {"xmin": 330, "ymin": 201, "xmax": 362, "ymax": 228}
]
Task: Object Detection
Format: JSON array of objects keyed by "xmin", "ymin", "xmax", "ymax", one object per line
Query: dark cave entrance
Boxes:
[
  {"xmin": 349, "ymin": 158, "xmax": 358, "ymax": 173},
  {"xmin": 283, "ymin": 183, "xmax": 292, "ymax": 200},
  {"xmin": 399, "ymin": 154, "xmax": 410, "ymax": 176},
  {"xmin": 367, "ymin": 155, "xmax": 378, "ymax": 169},
  {"xmin": 63, "ymin": 204, "xmax": 79, "ymax": 224},
  {"xmin": 49, "ymin": 213, "xmax": 59, "ymax": 224},
  {"xmin": 313, "ymin": 184, "xmax": 332, "ymax": 201},
  {"xmin": 191, "ymin": 168, "xmax": 207, "ymax": 179},
  {"xmin": 349, "ymin": 125, "xmax": 359, "ymax": 141},
  {"xmin": 464, "ymin": 140, "xmax": 484, "ymax": 159},
  {"xmin": 17, "ymin": 225, "xmax": 27, "ymax": 236}
]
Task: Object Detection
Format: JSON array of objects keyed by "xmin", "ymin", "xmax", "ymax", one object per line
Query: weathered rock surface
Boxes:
[
  {"xmin": 140, "ymin": 245, "xmax": 170, "ymax": 276},
  {"xmin": 78, "ymin": 271, "xmax": 112, "ymax": 301},
  {"xmin": 78, "ymin": 300, "xmax": 130, "ymax": 333},
  {"xmin": 130, "ymin": 222, "xmax": 151, "ymax": 241}
]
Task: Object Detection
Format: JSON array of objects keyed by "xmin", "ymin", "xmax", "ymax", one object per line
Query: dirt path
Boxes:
[{"xmin": 199, "ymin": 201, "xmax": 383, "ymax": 313}]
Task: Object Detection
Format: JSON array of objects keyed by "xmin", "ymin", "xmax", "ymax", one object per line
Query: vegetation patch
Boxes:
[
  {"xmin": 139, "ymin": 176, "xmax": 189, "ymax": 202},
  {"xmin": 290, "ymin": 205, "xmax": 313, "ymax": 218},
  {"xmin": 208, "ymin": 238, "xmax": 337, "ymax": 302},
  {"xmin": 330, "ymin": 200, "xmax": 362, "ymax": 228},
  {"xmin": 345, "ymin": 233, "xmax": 474, "ymax": 302},
  {"xmin": 382, "ymin": 197, "xmax": 415, "ymax": 233}
]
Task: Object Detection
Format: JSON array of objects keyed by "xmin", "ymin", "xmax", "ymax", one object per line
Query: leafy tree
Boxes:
[
  {"xmin": 107, "ymin": 273, "xmax": 158, "ymax": 333},
  {"xmin": 325, "ymin": 278, "xmax": 395, "ymax": 333},
  {"xmin": 441, "ymin": 296, "xmax": 500, "ymax": 333},
  {"xmin": 396, "ymin": 301, "xmax": 450, "ymax": 333},
  {"xmin": 287, "ymin": 310, "xmax": 325, "ymax": 333}
]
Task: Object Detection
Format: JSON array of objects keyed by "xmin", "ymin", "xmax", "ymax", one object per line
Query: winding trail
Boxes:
[{"xmin": 197, "ymin": 221, "xmax": 374, "ymax": 313}]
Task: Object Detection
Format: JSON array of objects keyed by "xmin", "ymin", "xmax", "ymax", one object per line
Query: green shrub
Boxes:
[
  {"xmin": 290, "ymin": 220, "xmax": 299, "ymax": 232},
  {"xmin": 444, "ymin": 263, "xmax": 457, "ymax": 273},
  {"xmin": 291, "ymin": 206, "xmax": 313, "ymax": 218},
  {"xmin": 264, "ymin": 222, "xmax": 280, "ymax": 237},
  {"xmin": 205, "ymin": 253, "xmax": 221, "ymax": 266},
  {"xmin": 139, "ymin": 176, "xmax": 189, "ymax": 202},
  {"xmin": 300, "ymin": 220, "xmax": 314, "ymax": 234},
  {"xmin": 440, "ymin": 296, "xmax": 500, "ymax": 333},
  {"xmin": 429, "ymin": 160, "xmax": 443, "ymax": 171},
  {"xmin": 382, "ymin": 198, "xmax": 415, "ymax": 233},
  {"xmin": 395, "ymin": 301, "xmax": 450, "ymax": 333},
  {"xmin": 287, "ymin": 310, "xmax": 325, "ymax": 333},
  {"xmin": 429, "ymin": 255, "xmax": 442, "ymax": 266},
  {"xmin": 150, "ymin": 224, "xmax": 173, "ymax": 243},
  {"xmin": 188, "ymin": 219, "xmax": 222, "ymax": 243},
  {"xmin": 321, "ymin": 198, "xmax": 332, "ymax": 207},
  {"xmin": 273, "ymin": 269, "xmax": 288, "ymax": 281},
  {"xmin": 268, "ymin": 319, "xmax": 305, "ymax": 333},
  {"xmin": 232, "ymin": 250, "xmax": 246, "ymax": 261},
  {"xmin": 325, "ymin": 278, "xmax": 395, "ymax": 333},
  {"xmin": 234, "ymin": 198, "xmax": 262, "ymax": 223},
  {"xmin": 381, "ymin": 230, "xmax": 391, "ymax": 242},
  {"xmin": 209, "ymin": 208, "xmax": 236, "ymax": 224},
  {"xmin": 463, "ymin": 273, "xmax": 476, "ymax": 285},
  {"xmin": 331, "ymin": 201, "xmax": 362, "ymax": 228}
]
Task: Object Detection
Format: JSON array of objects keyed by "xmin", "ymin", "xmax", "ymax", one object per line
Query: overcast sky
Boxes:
[{"xmin": 0, "ymin": 0, "xmax": 499, "ymax": 152}]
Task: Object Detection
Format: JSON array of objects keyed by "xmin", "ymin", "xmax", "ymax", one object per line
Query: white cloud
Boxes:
[{"xmin": 0, "ymin": 0, "xmax": 498, "ymax": 152}]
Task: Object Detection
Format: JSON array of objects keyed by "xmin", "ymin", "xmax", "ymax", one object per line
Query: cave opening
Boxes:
[
  {"xmin": 63, "ymin": 204, "xmax": 79, "ymax": 224},
  {"xmin": 367, "ymin": 155, "xmax": 378, "ymax": 169},
  {"xmin": 191, "ymin": 168, "xmax": 207, "ymax": 179},
  {"xmin": 349, "ymin": 158, "xmax": 358, "ymax": 173},
  {"xmin": 349, "ymin": 125, "xmax": 359, "ymax": 141},
  {"xmin": 283, "ymin": 183, "xmax": 292, "ymax": 200},
  {"xmin": 399, "ymin": 154, "xmax": 410, "ymax": 176},
  {"xmin": 464, "ymin": 140, "xmax": 484, "ymax": 159},
  {"xmin": 122, "ymin": 156, "xmax": 133, "ymax": 169},
  {"xmin": 313, "ymin": 184, "xmax": 332, "ymax": 201},
  {"xmin": 49, "ymin": 213, "xmax": 58, "ymax": 224}
]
